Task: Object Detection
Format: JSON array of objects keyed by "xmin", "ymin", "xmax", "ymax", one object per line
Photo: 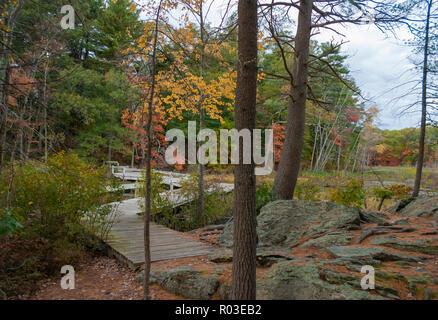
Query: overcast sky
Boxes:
[
  {"xmin": 314, "ymin": 23, "xmax": 422, "ymax": 130},
  {"xmin": 158, "ymin": 0, "xmax": 426, "ymax": 130}
]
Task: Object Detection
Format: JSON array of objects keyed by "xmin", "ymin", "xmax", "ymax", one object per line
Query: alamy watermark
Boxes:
[
  {"xmin": 165, "ymin": 121, "xmax": 274, "ymax": 175},
  {"xmin": 360, "ymin": 265, "xmax": 375, "ymax": 290},
  {"xmin": 60, "ymin": 5, "xmax": 75, "ymax": 30},
  {"xmin": 60, "ymin": 265, "xmax": 75, "ymax": 290}
]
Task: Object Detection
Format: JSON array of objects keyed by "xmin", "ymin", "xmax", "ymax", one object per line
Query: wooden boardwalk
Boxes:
[
  {"xmin": 105, "ymin": 167, "xmax": 233, "ymax": 268},
  {"xmin": 105, "ymin": 198, "xmax": 213, "ymax": 269},
  {"xmin": 112, "ymin": 166, "xmax": 186, "ymax": 186}
]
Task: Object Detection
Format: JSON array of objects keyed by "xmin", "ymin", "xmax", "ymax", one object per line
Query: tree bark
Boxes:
[
  {"xmin": 413, "ymin": 0, "xmax": 432, "ymax": 197},
  {"xmin": 144, "ymin": 0, "xmax": 162, "ymax": 300},
  {"xmin": 0, "ymin": 63, "xmax": 11, "ymax": 168},
  {"xmin": 231, "ymin": 0, "xmax": 258, "ymax": 300},
  {"xmin": 273, "ymin": 0, "xmax": 313, "ymax": 199},
  {"xmin": 197, "ymin": 1, "xmax": 206, "ymax": 227},
  {"xmin": 131, "ymin": 144, "xmax": 135, "ymax": 167},
  {"xmin": 0, "ymin": 1, "xmax": 25, "ymax": 167}
]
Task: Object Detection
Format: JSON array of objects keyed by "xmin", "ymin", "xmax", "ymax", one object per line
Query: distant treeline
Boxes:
[{"xmin": 369, "ymin": 127, "xmax": 438, "ymax": 167}]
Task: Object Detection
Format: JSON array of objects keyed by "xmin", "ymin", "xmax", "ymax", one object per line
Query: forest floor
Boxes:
[
  {"xmin": 29, "ymin": 254, "xmax": 187, "ymax": 300},
  {"xmin": 31, "ymin": 214, "xmax": 438, "ymax": 300},
  {"xmin": 25, "ymin": 211, "xmax": 438, "ymax": 300},
  {"xmin": 28, "ymin": 229, "xmax": 222, "ymax": 300}
]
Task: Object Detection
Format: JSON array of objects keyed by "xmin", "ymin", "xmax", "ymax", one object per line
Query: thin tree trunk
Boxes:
[
  {"xmin": 344, "ymin": 127, "xmax": 362, "ymax": 172},
  {"xmin": 131, "ymin": 144, "xmax": 135, "ymax": 167},
  {"xmin": 273, "ymin": 0, "xmax": 313, "ymax": 199},
  {"xmin": 413, "ymin": 0, "xmax": 432, "ymax": 197},
  {"xmin": 43, "ymin": 55, "xmax": 49, "ymax": 162},
  {"xmin": 18, "ymin": 103, "xmax": 24, "ymax": 160},
  {"xmin": 310, "ymin": 118, "xmax": 320, "ymax": 171},
  {"xmin": 143, "ymin": 0, "xmax": 162, "ymax": 301},
  {"xmin": 231, "ymin": 0, "xmax": 258, "ymax": 300},
  {"xmin": 0, "ymin": 1, "xmax": 24, "ymax": 149},
  {"xmin": 0, "ymin": 63, "xmax": 11, "ymax": 168},
  {"xmin": 197, "ymin": 1, "xmax": 206, "ymax": 227},
  {"xmin": 108, "ymin": 136, "xmax": 112, "ymax": 162},
  {"xmin": 377, "ymin": 198, "xmax": 385, "ymax": 211},
  {"xmin": 6, "ymin": 135, "xmax": 19, "ymax": 209}
]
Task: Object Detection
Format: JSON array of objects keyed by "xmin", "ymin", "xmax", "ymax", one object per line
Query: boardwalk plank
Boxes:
[{"xmin": 104, "ymin": 198, "xmax": 214, "ymax": 268}]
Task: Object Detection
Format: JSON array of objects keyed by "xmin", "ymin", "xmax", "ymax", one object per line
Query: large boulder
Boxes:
[
  {"xmin": 390, "ymin": 196, "xmax": 438, "ymax": 218},
  {"xmin": 136, "ymin": 266, "xmax": 219, "ymax": 300},
  {"xmin": 256, "ymin": 261, "xmax": 378, "ymax": 300},
  {"xmin": 217, "ymin": 200, "xmax": 361, "ymax": 248},
  {"xmin": 359, "ymin": 210, "xmax": 390, "ymax": 224}
]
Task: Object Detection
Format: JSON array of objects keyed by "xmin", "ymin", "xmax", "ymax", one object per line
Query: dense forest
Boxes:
[
  {"xmin": 1, "ymin": 0, "xmax": 438, "ymax": 302},
  {"xmin": 2, "ymin": 0, "xmax": 435, "ymax": 172}
]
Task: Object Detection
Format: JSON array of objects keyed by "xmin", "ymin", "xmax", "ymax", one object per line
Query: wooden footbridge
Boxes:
[
  {"xmin": 111, "ymin": 166, "xmax": 186, "ymax": 189},
  {"xmin": 103, "ymin": 166, "xmax": 233, "ymax": 269}
]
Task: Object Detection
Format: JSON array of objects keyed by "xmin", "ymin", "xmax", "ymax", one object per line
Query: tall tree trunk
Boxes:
[
  {"xmin": 0, "ymin": 2, "xmax": 24, "ymax": 165},
  {"xmin": 413, "ymin": 0, "xmax": 432, "ymax": 197},
  {"xmin": 197, "ymin": 1, "xmax": 205, "ymax": 227},
  {"xmin": 0, "ymin": 63, "xmax": 11, "ymax": 168},
  {"xmin": 143, "ymin": 0, "xmax": 162, "ymax": 301},
  {"xmin": 231, "ymin": 0, "xmax": 258, "ymax": 300},
  {"xmin": 273, "ymin": 0, "xmax": 313, "ymax": 199},
  {"xmin": 43, "ymin": 55, "xmax": 49, "ymax": 162}
]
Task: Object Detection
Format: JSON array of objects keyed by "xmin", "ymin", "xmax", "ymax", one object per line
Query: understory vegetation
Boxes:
[
  {"xmin": 137, "ymin": 172, "xmax": 233, "ymax": 231},
  {"xmin": 0, "ymin": 152, "xmax": 122, "ymax": 298},
  {"xmin": 254, "ymin": 166, "xmax": 436, "ymax": 213}
]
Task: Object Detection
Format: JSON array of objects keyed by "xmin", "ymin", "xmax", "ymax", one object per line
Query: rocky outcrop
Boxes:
[
  {"xmin": 207, "ymin": 247, "xmax": 306, "ymax": 267},
  {"xmin": 390, "ymin": 196, "xmax": 438, "ymax": 218},
  {"xmin": 142, "ymin": 198, "xmax": 438, "ymax": 300},
  {"xmin": 256, "ymin": 262, "xmax": 378, "ymax": 300},
  {"xmin": 327, "ymin": 245, "xmax": 426, "ymax": 263},
  {"xmin": 359, "ymin": 210, "xmax": 390, "ymax": 224},
  {"xmin": 217, "ymin": 200, "xmax": 360, "ymax": 249},
  {"xmin": 370, "ymin": 237, "xmax": 438, "ymax": 255},
  {"xmin": 136, "ymin": 266, "xmax": 219, "ymax": 300}
]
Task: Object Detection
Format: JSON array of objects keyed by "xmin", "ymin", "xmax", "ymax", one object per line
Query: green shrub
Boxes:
[
  {"xmin": 0, "ymin": 209, "xmax": 23, "ymax": 237},
  {"xmin": 369, "ymin": 183, "xmax": 412, "ymax": 211},
  {"xmin": 295, "ymin": 179, "xmax": 321, "ymax": 201},
  {"xmin": 136, "ymin": 172, "xmax": 233, "ymax": 231},
  {"xmin": 0, "ymin": 152, "xmax": 121, "ymax": 242},
  {"xmin": 256, "ymin": 182, "xmax": 275, "ymax": 214},
  {"xmin": 370, "ymin": 185, "xmax": 394, "ymax": 211},
  {"xmin": 175, "ymin": 173, "xmax": 233, "ymax": 231},
  {"xmin": 386, "ymin": 184, "xmax": 412, "ymax": 200},
  {"xmin": 329, "ymin": 178, "xmax": 365, "ymax": 209},
  {"xmin": 136, "ymin": 170, "xmax": 173, "ymax": 216},
  {"xmin": 0, "ymin": 152, "xmax": 121, "ymax": 298}
]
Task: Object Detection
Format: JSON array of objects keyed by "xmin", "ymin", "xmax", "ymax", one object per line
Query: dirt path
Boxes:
[
  {"xmin": 28, "ymin": 229, "xmax": 221, "ymax": 300},
  {"xmin": 30, "ymin": 255, "xmax": 182, "ymax": 300}
]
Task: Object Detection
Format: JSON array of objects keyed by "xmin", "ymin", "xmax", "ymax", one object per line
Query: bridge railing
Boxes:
[{"xmin": 111, "ymin": 165, "xmax": 189, "ymax": 182}]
